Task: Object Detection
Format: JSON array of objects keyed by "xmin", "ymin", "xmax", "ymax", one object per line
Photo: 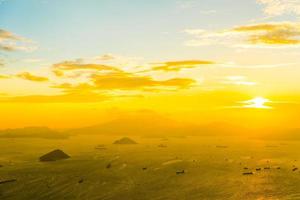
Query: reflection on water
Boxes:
[{"xmin": 0, "ymin": 136, "xmax": 300, "ymax": 200}]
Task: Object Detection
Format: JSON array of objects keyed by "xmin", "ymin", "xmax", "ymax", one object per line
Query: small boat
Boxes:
[
  {"xmin": 176, "ymin": 170, "xmax": 185, "ymax": 175},
  {"xmin": 293, "ymin": 167, "xmax": 298, "ymax": 171},
  {"xmin": 106, "ymin": 163, "xmax": 112, "ymax": 169},
  {"xmin": 95, "ymin": 145, "xmax": 106, "ymax": 150},
  {"xmin": 158, "ymin": 144, "xmax": 167, "ymax": 148}
]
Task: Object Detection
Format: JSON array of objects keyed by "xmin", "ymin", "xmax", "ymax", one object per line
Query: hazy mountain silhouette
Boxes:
[
  {"xmin": 67, "ymin": 111, "xmax": 243, "ymax": 137},
  {"xmin": 0, "ymin": 127, "xmax": 69, "ymax": 139},
  {"xmin": 258, "ymin": 128, "xmax": 300, "ymax": 140}
]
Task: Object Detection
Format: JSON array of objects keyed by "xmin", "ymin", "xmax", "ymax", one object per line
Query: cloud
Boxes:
[
  {"xmin": 222, "ymin": 76, "xmax": 257, "ymax": 86},
  {"xmin": 51, "ymin": 83, "xmax": 96, "ymax": 94},
  {"xmin": 0, "ymin": 92, "xmax": 108, "ymax": 103},
  {"xmin": 151, "ymin": 60, "xmax": 215, "ymax": 72},
  {"xmin": 184, "ymin": 28, "xmax": 240, "ymax": 46},
  {"xmin": 1, "ymin": 55, "xmax": 198, "ymax": 103},
  {"xmin": 222, "ymin": 62, "xmax": 299, "ymax": 69},
  {"xmin": 2, "ymin": 82, "xmax": 108, "ymax": 103},
  {"xmin": 51, "ymin": 73, "xmax": 195, "ymax": 94},
  {"xmin": 0, "ymin": 74, "xmax": 10, "ymax": 79},
  {"xmin": 0, "ymin": 29, "xmax": 37, "ymax": 52},
  {"xmin": 0, "ymin": 44, "xmax": 25, "ymax": 51},
  {"xmin": 0, "ymin": 29, "xmax": 19, "ymax": 41},
  {"xmin": 200, "ymin": 10, "xmax": 217, "ymax": 14},
  {"xmin": 52, "ymin": 58, "xmax": 196, "ymax": 90},
  {"xmin": 257, "ymin": 0, "xmax": 300, "ymax": 16},
  {"xmin": 91, "ymin": 72, "xmax": 196, "ymax": 90},
  {"xmin": 233, "ymin": 22, "xmax": 300, "ymax": 45},
  {"xmin": 92, "ymin": 53, "xmax": 143, "ymax": 65},
  {"xmin": 16, "ymin": 72, "xmax": 49, "ymax": 82},
  {"xmin": 184, "ymin": 22, "xmax": 300, "ymax": 47},
  {"xmin": 176, "ymin": 0, "xmax": 196, "ymax": 9},
  {"xmin": 94, "ymin": 54, "xmax": 116, "ymax": 61},
  {"xmin": 0, "ymin": 59, "xmax": 4, "ymax": 67},
  {"xmin": 52, "ymin": 60, "xmax": 121, "ymax": 77},
  {"xmin": 53, "ymin": 71, "xmax": 196, "ymax": 91}
]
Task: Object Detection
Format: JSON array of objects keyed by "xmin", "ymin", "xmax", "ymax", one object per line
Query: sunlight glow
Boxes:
[{"xmin": 243, "ymin": 97, "xmax": 272, "ymax": 109}]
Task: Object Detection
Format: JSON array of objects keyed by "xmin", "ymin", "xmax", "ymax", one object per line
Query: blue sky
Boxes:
[
  {"xmin": 0, "ymin": 0, "xmax": 265, "ymax": 64},
  {"xmin": 0, "ymin": 0, "xmax": 300, "ymax": 97}
]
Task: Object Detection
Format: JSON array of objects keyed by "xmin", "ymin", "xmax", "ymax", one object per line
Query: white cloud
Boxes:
[
  {"xmin": 257, "ymin": 0, "xmax": 300, "ymax": 16},
  {"xmin": 223, "ymin": 76, "xmax": 257, "ymax": 86},
  {"xmin": 200, "ymin": 10, "xmax": 217, "ymax": 15},
  {"xmin": 183, "ymin": 28, "xmax": 246, "ymax": 47}
]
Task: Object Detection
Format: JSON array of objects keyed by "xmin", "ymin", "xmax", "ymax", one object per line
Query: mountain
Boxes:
[
  {"xmin": 39, "ymin": 149, "xmax": 70, "ymax": 162},
  {"xmin": 67, "ymin": 111, "xmax": 243, "ymax": 137},
  {"xmin": 0, "ymin": 127, "xmax": 69, "ymax": 139},
  {"xmin": 258, "ymin": 128, "xmax": 300, "ymax": 140},
  {"xmin": 113, "ymin": 137, "xmax": 137, "ymax": 144}
]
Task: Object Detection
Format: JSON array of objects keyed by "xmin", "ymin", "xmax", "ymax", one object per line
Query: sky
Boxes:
[{"xmin": 0, "ymin": 0, "xmax": 300, "ymax": 129}]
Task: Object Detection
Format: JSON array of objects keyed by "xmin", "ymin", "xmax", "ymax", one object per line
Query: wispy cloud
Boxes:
[
  {"xmin": 52, "ymin": 60, "xmax": 122, "ymax": 77},
  {"xmin": 0, "ymin": 74, "xmax": 10, "ymax": 79},
  {"xmin": 184, "ymin": 22, "xmax": 300, "ymax": 48},
  {"xmin": 150, "ymin": 60, "xmax": 215, "ymax": 72},
  {"xmin": 0, "ymin": 29, "xmax": 37, "ymax": 52},
  {"xmin": 7, "ymin": 70, "xmax": 196, "ymax": 103},
  {"xmin": 91, "ymin": 71, "xmax": 196, "ymax": 90},
  {"xmin": 257, "ymin": 0, "xmax": 300, "ymax": 16},
  {"xmin": 16, "ymin": 72, "xmax": 49, "ymax": 82},
  {"xmin": 94, "ymin": 54, "xmax": 116, "ymax": 61},
  {"xmin": 50, "ymin": 70, "xmax": 195, "ymax": 96},
  {"xmin": 222, "ymin": 76, "xmax": 257, "ymax": 86},
  {"xmin": 233, "ymin": 22, "xmax": 300, "ymax": 45},
  {"xmin": 200, "ymin": 10, "xmax": 217, "ymax": 15},
  {"xmin": 51, "ymin": 57, "xmax": 197, "ymax": 91},
  {"xmin": 1, "ymin": 56, "xmax": 196, "ymax": 103},
  {"xmin": 221, "ymin": 62, "xmax": 299, "ymax": 69},
  {"xmin": 0, "ymin": 58, "xmax": 4, "ymax": 67},
  {"xmin": 0, "ymin": 92, "xmax": 108, "ymax": 103}
]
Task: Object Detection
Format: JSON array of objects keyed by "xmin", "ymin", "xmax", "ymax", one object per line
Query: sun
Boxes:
[{"xmin": 243, "ymin": 97, "xmax": 272, "ymax": 109}]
